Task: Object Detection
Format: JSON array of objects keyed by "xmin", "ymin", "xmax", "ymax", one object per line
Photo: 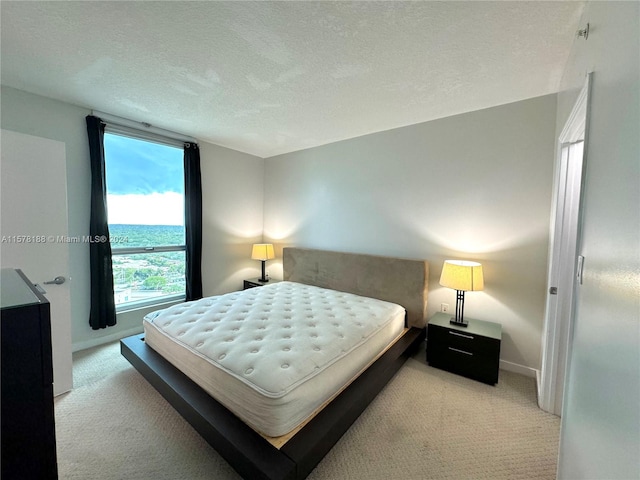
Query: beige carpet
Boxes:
[{"xmin": 55, "ymin": 341, "xmax": 560, "ymax": 479}]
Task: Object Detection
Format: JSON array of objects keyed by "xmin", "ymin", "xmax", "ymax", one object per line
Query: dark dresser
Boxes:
[
  {"xmin": 1, "ymin": 268, "xmax": 58, "ymax": 479},
  {"xmin": 427, "ymin": 312, "xmax": 502, "ymax": 385}
]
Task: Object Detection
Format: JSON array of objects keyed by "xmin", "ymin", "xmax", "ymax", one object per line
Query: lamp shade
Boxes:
[
  {"xmin": 251, "ymin": 243, "xmax": 275, "ymax": 261},
  {"xmin": 439, "ymin": 260, "xmax": 484, "ymax": 292}
]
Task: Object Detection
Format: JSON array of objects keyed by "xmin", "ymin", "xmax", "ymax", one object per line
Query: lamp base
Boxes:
[
  {"xmin": 259, "ymin": 261, "xmax": 269, "ymax": 282},
  {"xmin": 449, "ymin": 318, "xmax": 469, "ymax": 327},
  {"xmin": 450, "ymin": 290, "xmax": 468, "ymax": 327}
]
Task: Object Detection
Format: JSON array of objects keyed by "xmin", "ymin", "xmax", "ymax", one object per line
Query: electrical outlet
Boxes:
[{"xmin": 441, "ymin": 303, "xmax": 449, "ymax": 313}]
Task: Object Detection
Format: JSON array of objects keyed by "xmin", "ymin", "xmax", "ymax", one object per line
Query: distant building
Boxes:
[{"xmin": 114, "ymin": 288, "xmax": 131, "ymax": 305}]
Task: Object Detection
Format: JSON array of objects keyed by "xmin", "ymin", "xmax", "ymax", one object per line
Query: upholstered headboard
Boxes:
[{"xmin": 283, "ymin": 248, "xmax": 429, "ymax": 329}]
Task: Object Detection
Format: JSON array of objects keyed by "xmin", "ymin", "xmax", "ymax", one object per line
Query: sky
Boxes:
[{"xmin": 104, "ymin": 133, "xmax": 185, "ymax": 225}]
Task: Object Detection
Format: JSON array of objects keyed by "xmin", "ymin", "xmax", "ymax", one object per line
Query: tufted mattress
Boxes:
[{"xmin": 143, "ymin": 281, "xmax": 406, "ymax": 437}]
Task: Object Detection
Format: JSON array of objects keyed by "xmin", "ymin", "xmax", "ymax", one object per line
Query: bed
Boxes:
[{"xmin": 121, "ymin": 247, "xmax": 429, "ymax": 479}]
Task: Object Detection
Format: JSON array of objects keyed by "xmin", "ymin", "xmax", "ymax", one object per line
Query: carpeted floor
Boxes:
[{"xmin": 55, "ymin": 340, "xmax": 560, "ymax": 479}]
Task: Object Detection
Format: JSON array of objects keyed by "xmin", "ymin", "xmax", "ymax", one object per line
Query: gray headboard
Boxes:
[{"xmin": 283, "ymin": 248, "xmax": 429, "ymax": 329}]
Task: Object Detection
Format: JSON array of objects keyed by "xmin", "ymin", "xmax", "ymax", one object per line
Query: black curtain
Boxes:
[
  {"xmin": 86, "ymin": 115, "xmax": 116, "ymax": 329},
  {"xmin": 184, "ymin": 143, "xmax": 203, "ymax": 301}
]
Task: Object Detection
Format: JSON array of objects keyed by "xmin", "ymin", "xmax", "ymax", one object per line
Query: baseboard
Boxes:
[
  {"xmin": 72, "ymin": 325, "xmax": 144, "ymax": 352},
  {"xmin": 499, "ymin": 359, "xmax": 538, "ymax": 379}
]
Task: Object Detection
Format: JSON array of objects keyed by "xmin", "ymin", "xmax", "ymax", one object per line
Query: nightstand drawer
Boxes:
[
  {"xmin": 428, "ymin": 324, "xmax": 499, "ymax": 355},
  {"xmin": 428, "ymin": 345, "xmax": 499, "ymax": 384}
]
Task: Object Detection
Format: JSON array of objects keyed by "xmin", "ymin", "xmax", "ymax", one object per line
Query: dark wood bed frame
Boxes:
[{"xmin": 121, "ymin": 248, "xmax": 429, "ymax": 479}]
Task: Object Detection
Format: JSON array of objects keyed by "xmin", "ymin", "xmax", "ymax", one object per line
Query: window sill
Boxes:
[{"xmin": 115, "ymin": 294, "xmax": 186, "ymax": 314}]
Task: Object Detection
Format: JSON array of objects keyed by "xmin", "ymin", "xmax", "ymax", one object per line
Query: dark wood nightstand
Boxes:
[
  {"xmin": 243, "ymin": 278, "xmax": 281, "ymax": 290},
  {"xmin": 426, "ymin": 312, "xmax": 502, "ymax": 385}
]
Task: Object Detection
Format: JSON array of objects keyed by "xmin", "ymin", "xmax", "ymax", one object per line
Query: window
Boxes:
[{"xmin": 103, "ymin": 131, "xmax": 186, "ymax": 311}]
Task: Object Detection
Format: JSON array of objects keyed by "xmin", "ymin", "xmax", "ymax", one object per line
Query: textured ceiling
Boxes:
[{"xmin": 1, "ymin": 1, "xmax": 584, "ymax": 158}]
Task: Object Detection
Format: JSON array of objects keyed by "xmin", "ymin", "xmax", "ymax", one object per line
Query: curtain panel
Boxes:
[
  {"xmin": 184, "ymin": 143, "xmax": 203, "ymax": 301},
  {"xmin": 86, "ymin": 115, "xmax": 117, "ymax": 329}
]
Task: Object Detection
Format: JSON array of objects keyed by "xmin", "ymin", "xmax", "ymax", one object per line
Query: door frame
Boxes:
[{"xmin": 538, "ymin": 73, "xmax": 591, "ymax": 415}]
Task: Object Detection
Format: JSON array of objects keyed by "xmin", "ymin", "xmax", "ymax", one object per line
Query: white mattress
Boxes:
[{"xmin": 143, "ymin": 281, "xmax": 405, "ymax": 437}]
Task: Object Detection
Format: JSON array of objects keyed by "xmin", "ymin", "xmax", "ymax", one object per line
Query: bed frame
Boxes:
[{"xmin": 121, "ymin": 248, "xmax": 429, "ymax": 479}]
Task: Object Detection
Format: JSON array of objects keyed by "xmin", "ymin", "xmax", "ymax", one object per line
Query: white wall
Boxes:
[
  {"xmin": 556, "ymin": 2, "xmax": 640, "ymax": 479},
  {"xmin": 264, "ymin": 95, "xmax": 557, "ymax": 373},
  {"xmin": 200, "ymin": 141, "xmax": 265, "ymax": 295},
  {"xmin": 0, "ymin": 86, "xmax": 265, "ymax": 351}
]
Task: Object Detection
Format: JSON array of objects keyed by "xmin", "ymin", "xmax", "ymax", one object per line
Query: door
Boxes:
[
  {"xmin": 540, "ymin": 141, "xmax": 584, "ymax": 415},
  {"xmin": 1, "ymin": 129, "xmax": 73, "ymax": 396},
  {"xmin": 539, "ymin": 75, "xmax": 590, "ymax": 415}
]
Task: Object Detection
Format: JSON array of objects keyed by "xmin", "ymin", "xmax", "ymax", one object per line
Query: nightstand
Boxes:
[
  {"xmin": 426, "ymin": 312, "xmax": 502, "ymax": 385},
  {"xmin": 243, "ymin": 278, "xmax": 281, "ymax": 290}
]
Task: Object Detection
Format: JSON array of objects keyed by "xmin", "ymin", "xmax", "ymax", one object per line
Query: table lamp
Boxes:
[
  {"xmin": 439, "ymin": 260, "xmax": 484, "ymax": 327},
  {"xmin": 251, "ymin": 243, "xmax": 275, "ymax": 282}
]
